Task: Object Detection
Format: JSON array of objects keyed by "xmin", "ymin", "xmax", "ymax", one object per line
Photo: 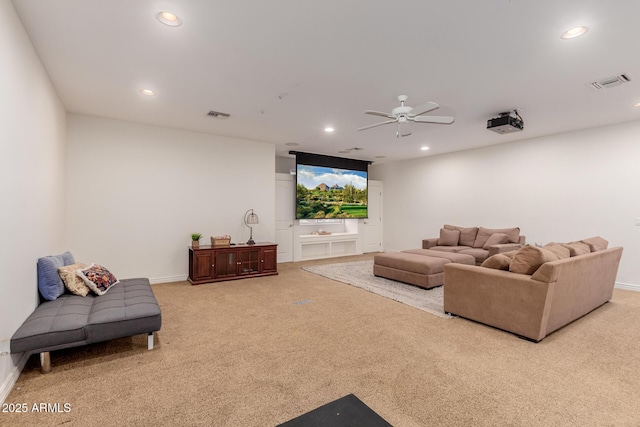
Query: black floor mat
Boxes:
[{"xmin": 277, "ymin": 393, "xmax": 392, "ymax": 427}]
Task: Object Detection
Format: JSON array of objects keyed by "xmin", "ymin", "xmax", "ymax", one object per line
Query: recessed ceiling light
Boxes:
[
  {"xmin": 561, "ymin": 26, "xmax": 588, "ymax": 39},
  {"xmin": 139, "ymin": 89, "xmax": 156, "ymax": 96},
  {"xmin": 421, "ymin": 146, "xmax": 430, "ymax": 151},
  {"xmin": 156, "ymin": 11, "xmax": 182, "ymax": 27},
  {"xmin": 324, "ymin": 127, "xmax": 335, "ymax": 133}
]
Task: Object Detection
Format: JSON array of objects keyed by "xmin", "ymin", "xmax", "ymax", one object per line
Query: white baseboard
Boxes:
[
  {"xmin": 149, "ymin": 275, "xmax": 188, "ymax": 285},
  {"xmin": 615, "ymin": 282, "xmax": 640, "ymax": 292},
  {"xmin": 0, "ymin": 352, "xmax": 30, "ymax": 405}
]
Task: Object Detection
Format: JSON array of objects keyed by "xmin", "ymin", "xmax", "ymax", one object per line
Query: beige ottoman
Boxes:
[
  {"xmin": 373, "ymin": 250, "xmax": 475, "ymax": 289},
  {"xmin": 401, "ymin": 249, "xmax": 478, "ymax": 264}
]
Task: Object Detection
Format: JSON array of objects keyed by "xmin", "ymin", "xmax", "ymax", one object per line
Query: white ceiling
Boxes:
[{"xmin": 12, "ymin": 0, "xmax": 640, "ymax": 164}]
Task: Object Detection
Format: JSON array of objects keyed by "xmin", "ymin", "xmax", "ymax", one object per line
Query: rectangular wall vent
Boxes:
[
  {"xmin": 207, "ymin": 110, "xmax": 231, "ymax": 118},
  {"xmin": 589, "ymin": 74, "xmax": 632, "ymax": 90}
]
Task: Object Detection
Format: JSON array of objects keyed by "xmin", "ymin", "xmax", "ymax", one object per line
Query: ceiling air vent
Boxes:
[
  {"xmin": 589, "ymin": 74, "xmax": 632, "ymax": 90},
  {"xmin": 338, "ymin": 147, "xmax": 365, "ymax": 154},
  {"xmin": 207, "ymin": 110, "xmax": 231, "ymax": 118}
]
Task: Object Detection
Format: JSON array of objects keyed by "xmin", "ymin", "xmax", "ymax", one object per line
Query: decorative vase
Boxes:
[{"xmin": 192, "ymin": 240, "xmax": 200, "ymax": 248}]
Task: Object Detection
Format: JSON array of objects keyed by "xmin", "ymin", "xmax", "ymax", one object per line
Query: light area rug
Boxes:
[{"xmin": 303, "ymin": 260, "xmax": 452, "ymax": 319}]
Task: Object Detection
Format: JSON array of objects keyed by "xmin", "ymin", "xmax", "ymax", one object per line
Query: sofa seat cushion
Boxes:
[
  {"xmin": 458, "ymin": 248, "xmax": 490, "ymax": 264},
  {"xmin": 10, "ymin": 294, "xmax": 93, "ymax": 353},
  {"xmin": 401, "ymin": 249, "xmax": 475, "ymax": 265},
  {"xmin": 429, "ymin": 246, "xmax": 471, "ymax": 253},
  {"xmin": 86, "ymin": 278, "xmax": 162, "ymax": 344}
]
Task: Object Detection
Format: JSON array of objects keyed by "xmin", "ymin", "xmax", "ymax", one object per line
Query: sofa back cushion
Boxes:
[
  {"xmin": 473, "ymin": 227, "xmax": 520, "ymax": 248},
  {"xmin": 542, "ymin": 244, "xmax": 571, "ymax": 259},
  {"xmin": 580, "ymin": 236, "xmax": 608, "ymax": 252},
  {"xmin": 58, "ymin": 262, "xmax": 90, "ymax": 296},
  {"xmin": 561, "ymin": 241, "xmax": 591, "ymax": 256},
  {"xmin": 438, "ymin": 228, "xmax": 460, "ymax": 246},
  {"xmin": 444, "ymin": 225, "xmax": 478, "ymax": 247},
  {"xmin": 482, "ymin": 233, "xmax": 510, "ymax": 249},
  {"xmin": 37, "ymin": 251, "xmax": 76, "ymax": 301},
  {"xmin": 501, "ymin": 250, "xmax": 519, "ymax": 259},
  {"xmin": 481, "ymin": 254, "xmax": 512, "ymax": 270},
  {"xmin": 77, "ymin": 264, "xmax": 120, "ymax": 296},
  {"xmin": 509, "ymin": 245, "xmax": 560, "ymax": 275}
]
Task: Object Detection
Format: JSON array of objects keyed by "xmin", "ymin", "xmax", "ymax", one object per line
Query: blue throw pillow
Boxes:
[
  {"xmin": 37, "ymin": 251, "xmax": 76, "ymax": 301},
  {"xmin": 61, "ymin": 251, "xmax": 75, "ymax": 266}
]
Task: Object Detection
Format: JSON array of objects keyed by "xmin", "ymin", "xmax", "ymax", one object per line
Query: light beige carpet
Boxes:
[
  {"xmin": 4, "ymin": 254, "xmax": 640, "ymax": 427},
  {"xmin": 303, "ymin": 260, "xmax": 450, "ymax": 318}
]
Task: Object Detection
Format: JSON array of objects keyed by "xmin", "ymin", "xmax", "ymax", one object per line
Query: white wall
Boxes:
[
  {"xmin": 276, "ymin": 155, "xmax": 295, "ymax": 174},
  {"xmin": 0, "ymin": 0, "xmax": 67, "ymax": 401},
  {"xmin": 370, "ymin": 120, "xmax": 640, "ymax": 287},
  {"xmin": 66, "ymin": 114, "xmax": 275, "ymax": 282}
]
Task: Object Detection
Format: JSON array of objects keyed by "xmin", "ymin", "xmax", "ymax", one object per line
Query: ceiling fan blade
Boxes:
[
  {"xmin": 364, "ymin": 110, "xmax": 394, "ymax": 118},
  {"xmin": 409, "ymin": 101, "xmax": 439, "ymax": 117},
  {"xmin": 358, "ymin": 119, "xmax": 398, "ymax": 131},
  {"xmin": 411, "ymin": 115, "xmax": 455, "ymax": 124}
]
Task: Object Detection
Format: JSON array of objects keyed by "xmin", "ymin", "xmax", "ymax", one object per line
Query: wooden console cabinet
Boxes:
[{"xmin": 188, "ymin": 242, "xmax": 278, "ymax": 285}]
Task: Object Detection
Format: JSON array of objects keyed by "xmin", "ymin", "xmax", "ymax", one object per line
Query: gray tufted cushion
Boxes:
[
  {"xmin": 10, "ymin": 295, "xmax": 92, "ymax": 353},
  {"xmin": 86, "ymin": 278, "xmax": 161, "ymax": 344},
  {"xmin": 11, "ymin": 278, "xmax": 161, "ymax": 355}
]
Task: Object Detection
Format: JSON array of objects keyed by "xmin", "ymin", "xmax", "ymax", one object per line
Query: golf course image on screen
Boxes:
[{"xmin": 296, "ymin": 164, "xmax": 368, "ymax": 219}]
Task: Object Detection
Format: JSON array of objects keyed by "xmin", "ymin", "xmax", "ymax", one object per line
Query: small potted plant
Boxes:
[{"xmin": 191, "ymin": 233, "xmax": 202, "ymax": 248}]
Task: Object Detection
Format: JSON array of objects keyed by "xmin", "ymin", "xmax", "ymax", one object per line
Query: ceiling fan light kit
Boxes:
[{"xmin": 358, "ymin": 95, "xmax": 455, "ymax": 138}]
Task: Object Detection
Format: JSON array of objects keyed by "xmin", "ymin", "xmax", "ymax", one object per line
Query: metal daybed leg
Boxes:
[
  {"xmin": 148, "ymin": 332, "xmax": 154, "ymax": 350},
  {"xmin": 40, "ymin": 352, "xmax": 51, "ymax": 374}
]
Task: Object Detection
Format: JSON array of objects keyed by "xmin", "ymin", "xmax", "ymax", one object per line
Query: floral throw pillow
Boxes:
[{"xmin": 77, "ymin": 263, "xmax": 120, "ymax": 296}]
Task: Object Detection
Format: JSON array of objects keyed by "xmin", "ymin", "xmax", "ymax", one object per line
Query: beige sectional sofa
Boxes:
[
  {"xmin": 443, "ymin": 236, "xmax": 622, "ymax": 342},
  {"xmin": 423, "ymin": 225, "xmax": 525, "ymax": 265}
]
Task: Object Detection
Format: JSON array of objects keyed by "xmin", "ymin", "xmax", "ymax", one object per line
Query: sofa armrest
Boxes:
[
  {"xmin": 443, "ymin": 264, "xmax": 554, "ymax": 341},
  {"xmin": 488, "ymin": 243, "xmax": 523, "ymax": 257},
  {"xmin": 422, "ymin": 238, "xmax": 438, "ymax": 249}
]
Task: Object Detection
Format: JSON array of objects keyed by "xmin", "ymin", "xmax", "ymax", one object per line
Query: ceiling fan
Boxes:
[{"xmin": 358, "ymin": 95, "xmax": 455, "ymax": 138}]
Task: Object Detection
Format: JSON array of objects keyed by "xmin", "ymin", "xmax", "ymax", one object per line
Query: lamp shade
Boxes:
[{"xmin": 246, "ymin": 211, "xmax": 259, "ymax": 225}]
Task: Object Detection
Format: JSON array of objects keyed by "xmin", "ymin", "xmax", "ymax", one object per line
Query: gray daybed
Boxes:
[{"xmin": 11, "ymin": 253, "xmax": 161, "ymax": 373}]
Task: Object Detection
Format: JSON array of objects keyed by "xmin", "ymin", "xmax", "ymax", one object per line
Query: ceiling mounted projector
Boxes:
[{"xmin": 487, "ymin": 110, "xmax": 523, "ymax": 134}]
